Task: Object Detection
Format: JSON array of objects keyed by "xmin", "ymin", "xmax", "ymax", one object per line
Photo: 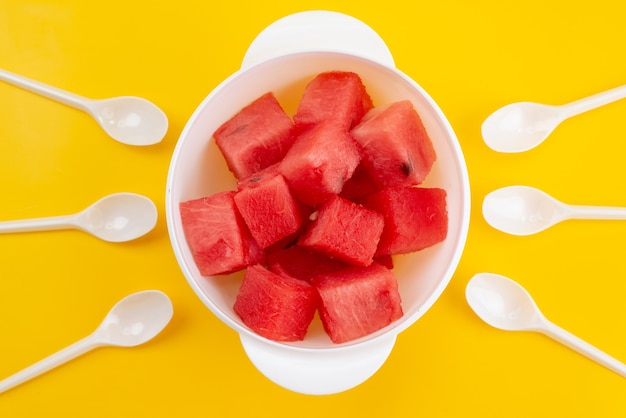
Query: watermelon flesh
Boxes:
[
  {"xmin": 179, "ymin": 71, "xmax": 450, "ymax": 344},
  {"xmin": 351, "ymin": 100, "xmax": 436, "ymax": 188},
  {"xmin": 363, "ymin": 186, "xmax": 448, "ymax": 256},
  {"xmin": 312, "ymin": 262, "xmax": 403, "ymax": 344},
  {"xmin": 294, "ymin": 71, "xmax": 373, "ymax": 132},
  {"xmin": 236, "ymin": 162, "xmax": 280, "ymax": 190},
  {"xmin": 234, "ymin": 264, "xmax": 319, "ymax": 342},
  {"xmin": 234, "ymin": 170, "xmax": 305, "ymax": 249},
  {"xmin": 374, "ymin": 254, "xmax": 394, "ymax": 270},
  {"xmin": 298, "ymin": 195, "xmax": 385, "ymax": 266},
  {"xmin": 266, "ymin": 245, "xmax": 349, "ymax": 283},
  {"xmin": 179, "ymin": 191, "xmax": 263, "ymax": 276},
  {"xmin": 279, "ymin": 120, "xmax": 361, "ymax": 207},
  {"xmin": 213, "ymin": 92, "xmax": 296, "ymax": 180},
  {"xmin": 339, "ymin": 162, "xmax": 380, "ymax": 201}
]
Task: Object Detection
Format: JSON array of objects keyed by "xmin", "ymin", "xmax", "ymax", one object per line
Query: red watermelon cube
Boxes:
[
  {"xmin": 279, "ymin": 121, "xmax": 361, "ymax": 207},
  {"xmin": 363, "ymin": 186, "xmax": 448, "ymax": 256},
  {"xmin": 350, "ymin": 100, "xmax": 436, "ymax": 188},
  {"xmin": 298, "ymin": 195, "xmax": 384, "ymax": 266},
  {"xmin": 266, "ymin": 245, "xmax": 349, "ymax": 283},
  {"xmin": 179, "ymin": 191, "xmax": 263, "ymax": 276},
  {"xmin": 234, "ymin": 170, "xmax": 305, "ymax": 249},
  {"xmin": 234, "ymin": 264, "xmax": 319, "ymax": 342},
  {"xmin": 213, "ymin": 92, "xmax": 296, "ymax": 180},
  {"xmin": 312, "ymin": 262, "xmax": 403, "ymax": 344},
  {"xmin": 294, "ymin": 71, "xmax": 373, "ymax": 131}
]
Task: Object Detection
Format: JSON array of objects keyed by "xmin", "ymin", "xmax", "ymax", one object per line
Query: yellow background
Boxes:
[{"xmin": 1, "ymin": 0, "xmax": 625, "ymax": 416}]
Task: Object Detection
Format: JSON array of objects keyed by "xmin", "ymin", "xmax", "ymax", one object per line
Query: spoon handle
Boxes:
[
  {"xmin": 541, "ymin": 319, "xmax": 626, "ymax": 378},
  {"xmin": 568, "ymin": 204, "xmax": 626, "ymax": 220},
  {"xmin": 0, "ymin": 214, "xmax": 77, "ymax": 234},
  {"xmin": 0, "ymin": 68, "xmax": 89, "ymax": 111},
  {"xmin": 0, "ymin": 334, "xmax": 100, "ymax": 394},
  {"xmin": 561, "ymin": 84, "xmax": 626, "ymax": 118}
]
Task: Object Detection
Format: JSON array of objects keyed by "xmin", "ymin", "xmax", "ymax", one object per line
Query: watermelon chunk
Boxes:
[
  {"xmin": 312, "ymin": 262, "xmax": 403, "ymax": 344},
  {"xmin": 350, "ymin": 100, "xmax": 436, "ymax": 188},
  {"xmin": 234, "ymin": 170, "xmax": 305, "ymax": 249},
  {"xmin": 234, "ymin": 264, "xmax": 319, "ymax": 342},
  {"xmin": 179, "ymin": 191, "xmax": 263, "ymax": 276},
  {"xmin": 363, "ymin": 186, "xmax": 448, "ymax": 256},
  {"xmin": 266, "ymin": 245, "xmax": 349, "ymax": 283},
  {"xmin": 294, "ymin": 71, "xmax": 373, "ymax": 131},
  {"xmin": 213, "ymin": 92, "xmax": 296, "ymax": 180},
  {"xmin": 298, "ymin": 195, "xmax": 384, "ymax": 266},
  {"xmin": 279, "ymin": 121, "xmax": 361, "ymax": 207}
]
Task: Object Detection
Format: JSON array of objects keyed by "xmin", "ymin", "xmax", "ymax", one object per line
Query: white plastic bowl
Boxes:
[{"xmin": 166, "ymin": 11, "xmax": 470, "ymax": 395}]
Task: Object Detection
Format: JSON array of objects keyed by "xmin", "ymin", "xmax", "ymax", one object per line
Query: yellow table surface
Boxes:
[{"xmin": 1, "ymin": 1, "xmax": 625, "ymax": 416}]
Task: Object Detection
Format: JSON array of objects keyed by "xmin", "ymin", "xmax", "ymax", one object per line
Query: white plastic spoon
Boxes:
[
  {"xmin": 482, "ymin": 185, "xmax": 626, "ymax": 236},
  {"xmin": 0, "ymin": 193, "xmax": 158, "ymax": 242},
  {"xmin": 0, "ymin": 69, "xmax": 168, "ymax": 146},
  {"xmin": 482, "ymin": 84, "xmax": 626, "ymax": 152},
  {"xmin": 466, "ymin": 273, "xmax": 626, "ymax": 378},
  {"xmin": 0, "ymin": 290, "xmax": 173, "ymax": 394}
]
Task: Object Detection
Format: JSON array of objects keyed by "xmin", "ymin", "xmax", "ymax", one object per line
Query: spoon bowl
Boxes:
[
  {"xmin": 0, "ymin": 193, "xmax": 158, "ymax": 242},
  {"xmin": 76, "ymin": 193, "xmax": 159, "ymax": 242},
  {"xmin": 481, "ymin": 102, "xmax": 563, "ymax": 153},
  {"xmin": 466, "ymin": 273, "xmax": 626, "ymax": 378},
  {"xmin": 0, "ymin": 290, "xmax": 173, "ymax": 394},
  {"xmin": 465, "ymin": 272, "xmax": 543, "ymax": 331},
  {"xmin": 87, "ymin": 97, "xmax": 169, "ymax": 146},
  {"xmin": 482, "ymin": 185, "xmax": 568, "ymax": 235},
  {"xmin": 483, "ymin": 185, "xmax": 626, "ymax": 236},
  {"xmin": 94, "ymin": 290, "xmax": 175, "ymax": 347}
]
